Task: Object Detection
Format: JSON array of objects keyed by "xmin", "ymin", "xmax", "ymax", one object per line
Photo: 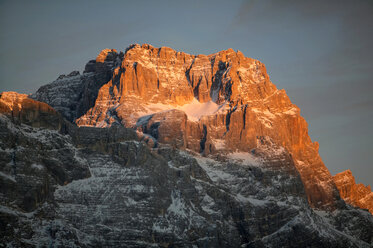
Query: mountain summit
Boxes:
[
  {"xmin": 1, "ymin": 44, "xmax": 372, "ymax": 247},
  {"xmin": 35, "ymin": 44, "xmax": 339, "ymax": 209}
]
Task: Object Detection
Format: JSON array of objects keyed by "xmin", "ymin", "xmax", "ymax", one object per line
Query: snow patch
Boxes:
[
  {"xmin": 212, "ymin": 139, "xmax": 226, "ymax": 150},
  {"xmin": 235, "ymin": 194, "xmax": 268, "ymax": 206},
  {"xmin": 201, "ymin": 194, "xmax": 219, "ymax": 214},
  {"xmin": 167, "ymin": 191, "xmax": 188, "ymax": 219},
  {"xmin": 195, "ymin": 156, "xmax": 236, "ymax": 182},
  {"xmin": 31, "ymin": 164, "xmax": 44, "ymax": 170},
  {"xmin": 283, "ymin": 107, "xmax": 298, "ymax": 116},
  {"xmin": 251, "ymin": 108, "xmax": 275, "ymax": 128},
  {"xmin": 0, "ymin": 205, "xmax": 36, "ymax": 218},
  {"xmin": 136, "ymin": 98, "xmax": 226, "ymax": 124},
  {"xmin": 227, "ymin": 152, "xmax": 262, "ymax": 166},
  {"xmin": 178, "ymin": 98, "xmax": 224, "ymax": 121},
  {"xmin": 0, "ymin": 171, "xmax": 16, "ymax": 182},
  {"xmin": 152, "ymin": 223, "xmax": 172, "ymax": 233}
]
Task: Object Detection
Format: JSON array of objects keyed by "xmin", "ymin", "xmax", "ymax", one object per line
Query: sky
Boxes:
[{"xmin": 0, "ymin": 0, "xmax": 372, "ymax": 186}]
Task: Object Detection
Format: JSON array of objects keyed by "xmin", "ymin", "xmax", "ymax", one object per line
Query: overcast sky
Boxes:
[{"xmin": 1, "ymin": 0, "xmax": 372, "ymax": 185}]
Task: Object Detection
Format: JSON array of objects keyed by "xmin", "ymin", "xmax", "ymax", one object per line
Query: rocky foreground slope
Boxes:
[{"xmin": 1, "ymin": 44, "xmax": 372, "ymax": 247}]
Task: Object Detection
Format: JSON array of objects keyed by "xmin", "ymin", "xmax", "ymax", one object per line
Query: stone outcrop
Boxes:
[
  {"xmin": 333, "ymin": 170, "xmax": 373, "ymax": 214},
  {"xmin": 0, "ymin": 103, "xmax": 90, "ymax": 213},
  {"xmin": 0, "ymin": 91, "xmax": 65, "ymax": 131}
]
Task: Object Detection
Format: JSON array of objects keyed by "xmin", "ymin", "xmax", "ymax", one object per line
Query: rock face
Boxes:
[
  {"xmin": 31, "ymin": 49, "xmax": 123, "ymax": 122},
  {"xmin": 0, "ymin": 91, "xmax": 66, "ymax": 131},
  {"xmin": 333, "ymin": 170, "xmax": 373, "ymax": 214},
  {"xmin": 39, "ymin": 44, "xmax": 338, "ymax": 209},
  {"xmin": 1, "ymin": 104, "xmax": 373, "ymax": 247},
  {"xmin": 0, "ymin": 92, "xmax": 90, "ymax": 214}
]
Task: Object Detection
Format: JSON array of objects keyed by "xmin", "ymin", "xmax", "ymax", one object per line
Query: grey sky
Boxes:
[{"xmin": 1, "ymin": 0, "xmax": 372, "ymax": 185}]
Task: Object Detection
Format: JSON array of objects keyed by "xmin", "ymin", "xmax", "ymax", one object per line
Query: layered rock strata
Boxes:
[
  {"xmin": 333, "ymin": 170, "xmax": 373, "ymax": 214},
  {"xmin": 0, "ymin": 92, "xmax": 90, "ymax": 212}
]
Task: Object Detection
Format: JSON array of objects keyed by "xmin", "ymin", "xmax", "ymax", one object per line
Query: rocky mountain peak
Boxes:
[
  {"xmin": 30, "ymin": 44, "xmax": 370, "ymax": 211},
  {"xmin": 96, "ymin": 48, "xmax": 118, "ymax": 63},
  {"xmin": 72, "ymin": 44, "xmax": 337, "ymax": 209}
]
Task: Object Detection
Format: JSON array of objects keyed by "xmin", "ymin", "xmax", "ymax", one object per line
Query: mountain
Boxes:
[
  {"xmin": 34, "ymin": 44, "xmax": 339, "ymax": 209},
  {"xmin": 1, "ymin": 44, "xmax": 372, "ymax": 247}
]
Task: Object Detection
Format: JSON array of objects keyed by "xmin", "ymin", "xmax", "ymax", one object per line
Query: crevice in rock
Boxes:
[
  {"xmin": 226, "ymin": 104, "xmax": 237, "ymax": 132},
  {"xmin": 193, "ymin": 77, "xmax": 203, "ymax": 100},
  {"xmin": 107, "ymin": 108, "xmax": 122, "ymax": 125},
  {"xmin": 149, "ymin": 122, "xmax": 161, "ymax": 140},
  {"xmin": 242, "ymin": 104, "xmax": 248, "ymax": 129},
  {"xmin": 200, "ymin": 124, "xmax": 207, "ymax": 153},
  {"xmin": 224, "ymin": 79, "xmax": 233, "ymax": 101},
  {"xmin": 185, "ymin": 58, "xmax": 196, "ymax": 88},
  {"xmin": 210, "ymin": 61, "xmax": 226, "ymax": 102},
  {"xmin": 11, "ymin": 135, "xmax": 18, "ymax": 177}
]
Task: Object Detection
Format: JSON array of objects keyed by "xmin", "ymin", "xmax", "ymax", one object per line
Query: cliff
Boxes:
[
  {"xmin": 333, "ymin": 170, "xmax": 373, "ymax": 214},
  {"xmin": 0, "ymin": 91, "xmax": 65, "ymax": 131}
]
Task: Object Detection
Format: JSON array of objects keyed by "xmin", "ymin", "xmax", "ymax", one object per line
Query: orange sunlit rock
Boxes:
[
  {"xmin": 76, "ymin": 44, "xmax": 340, "ymax": 209},
  {"xmin": 333, "ymin": 170, "xmax": 373, "ymax": 214},
  {"xmin": 0, "ymin": 91, "xmax": 62, "ymax": 130},
  {"xmin": 96, "ymin": 49, "xmax": 118, "ymax": 63}
]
